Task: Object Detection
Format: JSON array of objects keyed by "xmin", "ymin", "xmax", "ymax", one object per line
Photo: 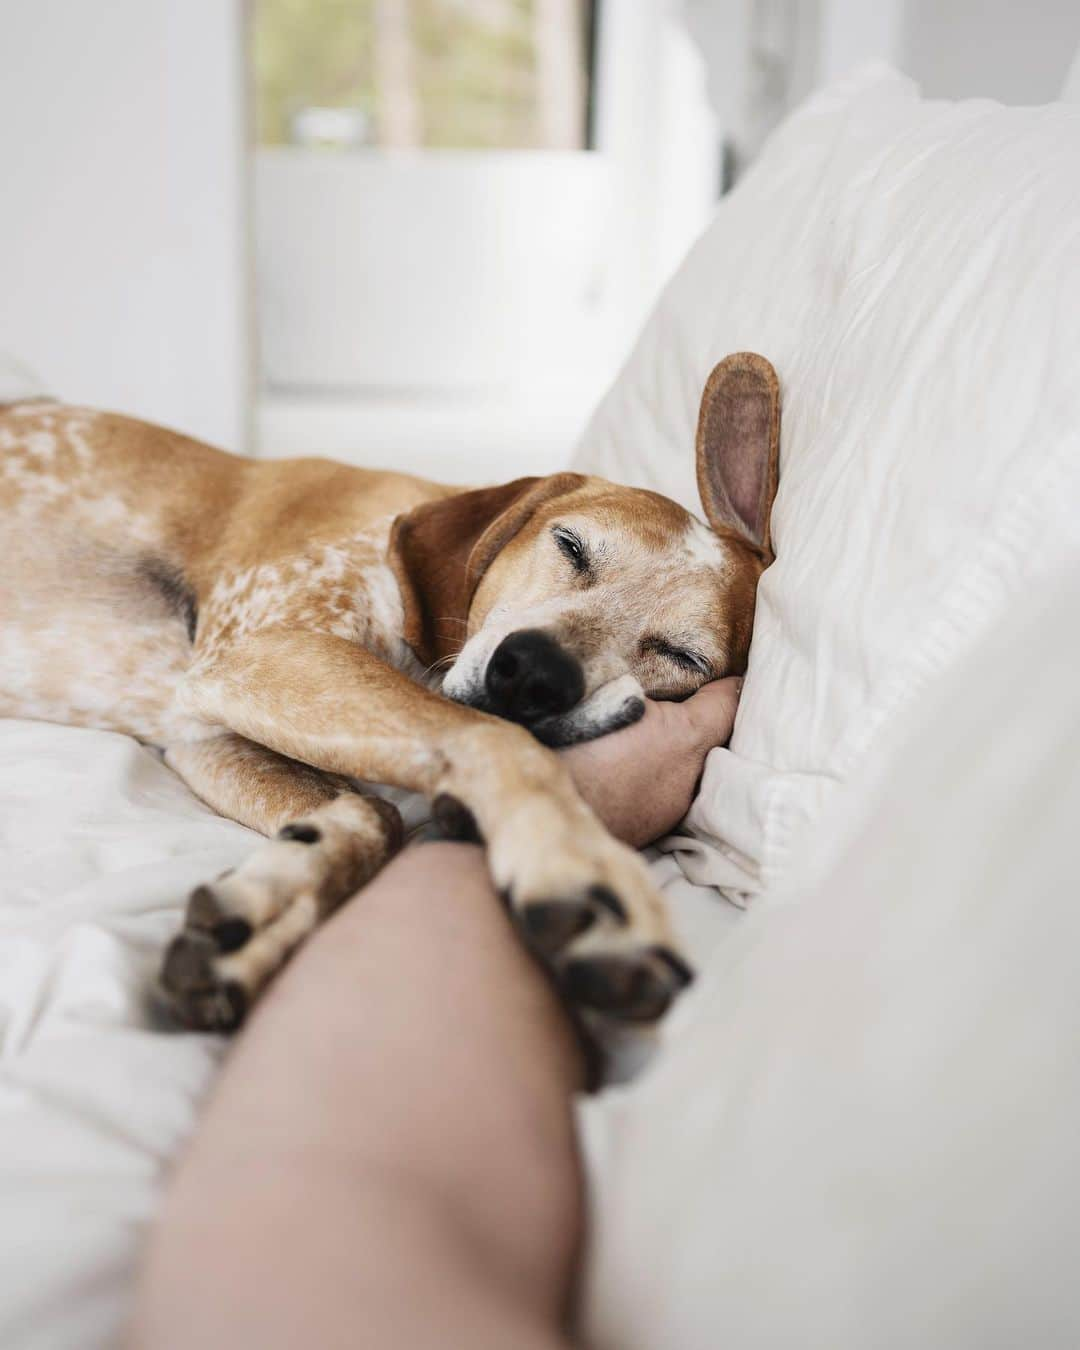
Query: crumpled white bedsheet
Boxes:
[
  {"xmin": 0, "ymin": 721, "xmax": 245, "ymax": 1349},
  {"xmin": 0, "ymin": 714, "xmax": 736, "ymax": 1348}
]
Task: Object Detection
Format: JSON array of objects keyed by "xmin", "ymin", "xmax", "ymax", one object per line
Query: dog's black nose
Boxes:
[{"xmin": 485, "ymin": 630, "xmax": 584, "ymax": 724}]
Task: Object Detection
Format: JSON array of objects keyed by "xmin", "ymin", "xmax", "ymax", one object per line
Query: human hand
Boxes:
[{"xmin": 561, "ymin": 678, "xmax": 741, "ymax": 849}]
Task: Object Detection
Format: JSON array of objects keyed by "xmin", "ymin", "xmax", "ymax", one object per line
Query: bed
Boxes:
[{"xmin": 3, "ymin": 61, "xmax": 1080, "ymax": 1349}]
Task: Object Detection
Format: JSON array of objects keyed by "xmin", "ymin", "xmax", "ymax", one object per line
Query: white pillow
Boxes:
[
  {"xmin": 578, "ymin": 559, "xmax": 1080, "ymax": 1350},
  {"xmin": 572, "ymin": 65, "xmax": 1080, "ymax": 905}
]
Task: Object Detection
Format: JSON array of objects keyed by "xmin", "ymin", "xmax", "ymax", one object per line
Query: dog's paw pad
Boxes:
[
  {"xmin": 185, "ymin": 882, "xmax": 226, "ymax": 931},
  {"xmin": 162, "ymin": 930, "xmax": 216, "ymax": 990},
  {"xmin": 517, "ymin": 880, "xmax": 632, "ymax": 958},
  {"xmin": 161, "ymin": 932, "xmax": 248, "ymax": 1033},
  {"xmin": 562, "ymin": 946, "xmax": 694, "ymax": 1023},
  {"xmin": 174, "ymin": 981, "xmax": 247, "ymax": 1034}
]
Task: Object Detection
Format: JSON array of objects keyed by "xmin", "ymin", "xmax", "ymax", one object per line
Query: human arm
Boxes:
[
  {"xmin": 562, "ymin": 677, "xmax": 741, "ymax": 847},
  {"xmin": 131, "ymin": 841, "xmax": 583, "ymax": 1350}
]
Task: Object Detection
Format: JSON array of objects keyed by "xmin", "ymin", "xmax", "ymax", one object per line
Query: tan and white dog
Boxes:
[{"xmin": 0, "ymin": 353, "xmax": 780, "ymax": 1032}]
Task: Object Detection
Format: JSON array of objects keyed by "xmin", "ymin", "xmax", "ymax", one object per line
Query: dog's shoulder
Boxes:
[{"xmin": 228, "ymin": 459, "xmax": 456, "ymax": 556}]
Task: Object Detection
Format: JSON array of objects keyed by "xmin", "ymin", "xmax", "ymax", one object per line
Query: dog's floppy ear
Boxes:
[
  {"xmin": 389, "ymin": 473, "xmax": 585, "ymax": 667},
  {"xmin": 695, "ymin": 352, "xmax": 781, "ymax": 561}
]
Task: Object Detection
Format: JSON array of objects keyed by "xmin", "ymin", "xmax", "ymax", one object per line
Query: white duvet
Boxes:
[{"xmin": 0, "ymin": 722, "xmax": 240, "ymax": 1348}]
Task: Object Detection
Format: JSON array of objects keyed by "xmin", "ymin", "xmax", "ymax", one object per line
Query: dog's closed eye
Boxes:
[{"xmin": 641, "ymin": 637, "xmax": 712, "ymax": 677}]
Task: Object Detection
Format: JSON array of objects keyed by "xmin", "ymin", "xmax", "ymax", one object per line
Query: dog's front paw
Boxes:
[
  {"xmin": 159, "ymin": 793, "xmax": 401, "ymax": 1033},
  {"xmin": 492, "ymin": 811, "xmax": 693, "ymax": 1023}
]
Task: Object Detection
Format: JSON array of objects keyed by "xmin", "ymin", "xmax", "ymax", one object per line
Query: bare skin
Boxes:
[
  {"xmin": 561, "ymin": 678, "xmax": 742, "ymax": 849},
  {"xmin": 130, "ymin": 679, "xmax": 739, "ymax": 1350}
]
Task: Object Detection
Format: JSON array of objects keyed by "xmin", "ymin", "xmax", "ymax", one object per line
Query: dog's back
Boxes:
[{"xmin": 0, "ymin": 401, "xmax": 442, "ymax": 742}]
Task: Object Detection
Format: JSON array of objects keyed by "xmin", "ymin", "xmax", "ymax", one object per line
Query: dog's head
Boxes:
[{"xmin": 390, "ymin": 353, "xmax": 781, "ymax": 746}]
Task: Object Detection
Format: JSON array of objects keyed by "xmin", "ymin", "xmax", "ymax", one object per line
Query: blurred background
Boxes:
[{"xmin": 1, "ymin": 0, "xmax": 1078, "ymax": 483}]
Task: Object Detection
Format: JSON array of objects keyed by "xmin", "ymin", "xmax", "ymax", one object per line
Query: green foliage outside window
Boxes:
[{"xmin": 253, "ymin": 0, "xmax": 590, "ymax": 150}]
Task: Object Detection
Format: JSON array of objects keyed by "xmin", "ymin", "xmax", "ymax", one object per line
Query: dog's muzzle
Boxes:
[{"xmin": 483, "ymin": 629, "xmax": 585, "ymax": 726}]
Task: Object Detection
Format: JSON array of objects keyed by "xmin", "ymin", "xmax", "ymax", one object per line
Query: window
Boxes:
[
  {"xmin": 253, "ymin": 0, "xmax": 595, "ymax": 151},
  {"xmin": 251, "ymin": 0, "xmax": 718, "ymax": 481}
]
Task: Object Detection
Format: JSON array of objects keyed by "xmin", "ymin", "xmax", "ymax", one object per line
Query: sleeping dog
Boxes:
[{"xmin": 0, "ymin": 353, "xmax": 780, "ymax": 1031}]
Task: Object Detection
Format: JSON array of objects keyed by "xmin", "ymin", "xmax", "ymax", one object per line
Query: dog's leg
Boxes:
[
  {"xmin": 161, "ymin": 734, "xmax": 401, "ymax": 1030},
  {"xmin": 180, "ymin": 631, "xmax": 692, "ymax": 1024}
]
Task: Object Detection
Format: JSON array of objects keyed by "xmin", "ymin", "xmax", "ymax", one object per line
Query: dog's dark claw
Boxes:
[
  {"xmin": 212, "ymin": 916, "xmax": 253, "ymax": 953},
  {"xmin": 562, "ymin": 946, "xmax": 694, "ymax": 1023},
  {"xmin": 518, "ymin": 899, "xmax": 596, "ymax": 956},
  {"xmin": 183, "ymin": 881, "xmax": 251, "ymax": 952},
  {"xmin": 277, "ymin": 822, "xmax": 321, "ymax": 844},
  {"xmin": 587, "ymin": 884, "xmax": 627, "ymax": 923},
  {"xmin": 648, "ymin": 944, "xmax": 694, "ymax": 988}
]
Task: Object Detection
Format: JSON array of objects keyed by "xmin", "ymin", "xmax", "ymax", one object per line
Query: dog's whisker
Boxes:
[{"xmin": 423, "ymin": 652, "xmax": 461, "ymax": 679}]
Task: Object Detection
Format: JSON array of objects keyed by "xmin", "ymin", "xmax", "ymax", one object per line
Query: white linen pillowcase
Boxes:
[{"xmin": 571, "ymin": 64, "xmax": 1080, "ymax": 908}]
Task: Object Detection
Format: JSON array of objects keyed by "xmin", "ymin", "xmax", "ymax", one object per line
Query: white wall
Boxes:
[
  {"xmin": 595, "ymin": 0, "xmax": 720, "ymax": 339},
  {"xmin": 0, "ymin": 0, "xmax": 249, "ymax": 449},
  {"xmin": 900, "ymin": 0, "xmax": 1080, "ymax": 104},
  {"xmin": 685, "ymin": 0, "xmax": 1080, "ymax": 178},
  {"xmin": 816, "ymin": 0, "xmax": 1080, "ymax": 99}
]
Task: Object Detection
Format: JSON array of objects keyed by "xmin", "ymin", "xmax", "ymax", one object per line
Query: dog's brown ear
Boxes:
[
  {"xmin": 695, "ymin": 352, "xmax": 781, "ymax": 561},
  {"xmin": 389, "ymin": 473, "xmax": 585, "ymax": 667}
]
